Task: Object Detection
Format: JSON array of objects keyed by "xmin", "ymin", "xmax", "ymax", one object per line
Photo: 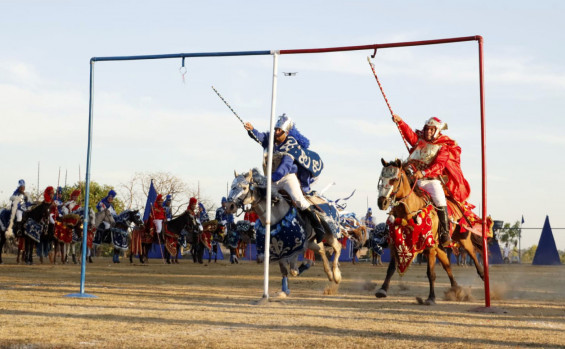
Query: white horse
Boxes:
[{"xmin": 225, "ymin": 169, "xmax": 342, "ymax": 296}]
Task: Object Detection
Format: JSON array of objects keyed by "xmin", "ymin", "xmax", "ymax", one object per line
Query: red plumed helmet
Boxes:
[
  {"xmin": 156, "ymin": 194, "xmax": 163, "ymax": 202},
  {"xmin": 44, "ymin": 186, "xmax": 54, "ymax": 203},
  {"xmin": 424, "ymin": 117, "xmax": 448, "ymax": 139},
  {"xmin": 189, "ymin": 197, "xmax": 198, "ymax": 206},
  {"xmin": 71, "ymin": 189, "xmax": 81, "ymax": 198}
]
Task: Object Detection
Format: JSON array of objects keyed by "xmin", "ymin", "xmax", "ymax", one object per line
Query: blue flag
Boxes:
[
  {"xmin": 143, "ymin": 180, "xmax": 158, "ymax": 222},
  {"xmin": 521, "ymin": 215, "xmax": 525, "ymax": 224}
]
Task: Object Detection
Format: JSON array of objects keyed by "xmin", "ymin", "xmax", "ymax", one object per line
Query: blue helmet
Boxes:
[
  {"xmin": 108, "ymin": 189, "xmax": 117, "ymax": 198},
  {"xmin": 18, "ymin": 179, "xmax": 25, "ymax": 187},
  {"xmin": 221, "ymin": 197, "xmax": 227, "ymax": 204}
]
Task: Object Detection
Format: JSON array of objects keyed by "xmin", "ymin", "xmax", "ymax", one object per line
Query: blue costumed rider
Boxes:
[{"xmin": 244, "ymin": 113, "xmax": 326, "ymax": 242}]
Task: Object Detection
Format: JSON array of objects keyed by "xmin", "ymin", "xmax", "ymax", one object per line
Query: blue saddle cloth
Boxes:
[
  {"xmin": 226, "ymin": 230, "xmax": 240, "ymax": 249},
  {"xmin": 111, "ymin": 228, "xmax": 129, "ymax": 251},
  {"xmin": 24, "ymin": 218, "xmax": 44, "ymax": 243},
  {"xmin": 255, "ymin": 207, "xmax": 306, "ymax": 261}
]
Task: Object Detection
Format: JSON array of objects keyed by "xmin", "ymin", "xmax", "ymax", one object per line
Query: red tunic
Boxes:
[
  {"xmin": 397, "ymin": 119, "xmax": 471, "ymax": 203},
  {"xmin": 153, "ymin": 203, "xmax": 166, "ymax": 220},
  {"xmin": 244, "ymin": 211, "xmax": 259, "ymax": 223}
]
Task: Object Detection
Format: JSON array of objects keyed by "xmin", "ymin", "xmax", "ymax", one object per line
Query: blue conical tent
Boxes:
[
  {"xmin": 532, "ymin": 216, "xmax": 561, "ymax": 265},
  {"xmin": 488, "ymin": 239, "xmax": 504, "ymax": 264}
]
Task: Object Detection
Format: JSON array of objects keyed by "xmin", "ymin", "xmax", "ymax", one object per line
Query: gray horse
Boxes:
[{"xmin": 225, "ymin": 169, "xmax": 342, "ymax": 296}]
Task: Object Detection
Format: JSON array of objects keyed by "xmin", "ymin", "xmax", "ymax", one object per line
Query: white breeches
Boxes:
[
  {"xmin": 417, "ymin": 179, "xmax": 447, "ymax": 207},
  {"xmin": 273, "ymin": 173, "xmax": 311, "ymax": 210},
  {"xmin": 103, "ymin": 222, "xmax": 111, "ymax": 229},
  {"xmin": 154, "ymin": 220, "xmax": 163, "ymax": 234},
  {"xmin": 16, "ymin": 210, "xmax": 23, "ymax": 222}
]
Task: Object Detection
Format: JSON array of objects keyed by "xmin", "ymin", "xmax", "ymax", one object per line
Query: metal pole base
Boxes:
[{"xmin": 64, "ymin": 293, "xmax": 98, "ymax": 299}]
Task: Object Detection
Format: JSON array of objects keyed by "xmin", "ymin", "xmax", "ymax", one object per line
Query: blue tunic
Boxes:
[{"xmin": 250, "ymin": 129, "xmax": 316, "ymax": 193}]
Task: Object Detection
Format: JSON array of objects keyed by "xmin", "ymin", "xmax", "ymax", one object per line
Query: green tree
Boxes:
[
  {"xmin": 72, "ymin": 181, "xmax": 124, "ymax": 213},
  {"xmin": 498, "ymin": 221, "xmax": 521, "ymax": 249},
  {"xmin": 520, "ymin": 245, "xmax": 537, "ymax": 263}
]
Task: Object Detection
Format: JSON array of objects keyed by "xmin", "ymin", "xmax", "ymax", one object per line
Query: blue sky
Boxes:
[{"xmin": 1, "ymin": 0, "xmax": 564, "ymax": 250}]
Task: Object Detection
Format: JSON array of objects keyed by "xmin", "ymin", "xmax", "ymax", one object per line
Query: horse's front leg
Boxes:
[
  {"xmin": 376, "ymin": 251, "xmax": 396, "ymax": 298},
  {"xmin": 418, "ymin": 248, "xmax": 437, "ymax": 305}
]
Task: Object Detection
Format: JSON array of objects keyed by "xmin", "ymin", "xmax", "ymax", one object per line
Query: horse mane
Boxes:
[
  {"xmin": 25, "ymin": 201, "xmax": 50, "ymax": 221},
  {"xmin": 167, "ymin": 211, "xmax": 197, "ymax": 235},
  {"xmin": 251, "ymin": 168, "xmax": 267, "ymax": 188}
]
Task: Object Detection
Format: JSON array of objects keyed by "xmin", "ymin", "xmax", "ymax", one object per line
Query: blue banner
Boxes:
[{"xmin": 143, "ymin": 180, "xmax": 157, "ymax": 222}]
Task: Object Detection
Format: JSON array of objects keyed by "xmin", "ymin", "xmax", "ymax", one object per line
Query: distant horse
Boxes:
[
  {"xmin": 208, "ymin": 224, "xmax": 225, "ymax": 263},
  {"xmin": 367, "ymin": 222, "xmax": 388, "ymax": 266},
  {"xmin": 53, "ymin": 213, "xmax": 82, "ymax": 264},
  {"xmin": 339, "ymin": 213, "xmax": 368, "ymax": 264},
  {"xmin": 164, "ymin": 210, "xmax": 199, "ymax": 264},
  {"xmin": 0, "ymin": 208, "xmax": 12, "ymax": 264},
  {"xmin": 92, "ymin": 208, "xmax": 118, "ymax": 261},
  {"xmin": 375, "ymin": 159, "xmax": 492, "ymax": 304},
  {"xmin": 225, "ymin": 169, "xmax": 343, "ymax": 296},
  {"xmin": 235, "ymin": 220, "xmax": 255, "ymax": 260},
  {"xmin": 107, "ymin": 209, "xmax": 143, "ymax": 263},
  {"xmin": 19, "ymin": 201, "xmax": 52, "ymax": 265},
  {"xmin": 197, "ymin": 220, "xmax": 219, "ymax": 264}
]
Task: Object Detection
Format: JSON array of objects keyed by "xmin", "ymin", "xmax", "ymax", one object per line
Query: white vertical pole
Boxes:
[{"xmin": 263, "ymin": 51, "xmax": 279, "ymax": 298}]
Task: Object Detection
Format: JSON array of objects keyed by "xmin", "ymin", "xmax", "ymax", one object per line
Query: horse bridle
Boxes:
[
  {"xmin": 229, "ymin": 176, "xmax": 254, "ymax": 216},
  {"xmin": 380, "ymin": 165, "xmax": 418, "ymax": 207}
]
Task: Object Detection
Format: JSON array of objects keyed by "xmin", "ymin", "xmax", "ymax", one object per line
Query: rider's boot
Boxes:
[
  {"xmin": 437, "ymin": 206, "xmax": 452, "ymax": 247},
  {"xmin": 301, "ymin": 206, "xmax": 325, "ymax": 243}
]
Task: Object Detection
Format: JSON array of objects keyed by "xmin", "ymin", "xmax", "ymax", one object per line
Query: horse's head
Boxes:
[
  {"xmin": 225, "ymin": 169, "xmax": 264, "ymax": 214},
  {"xmin": 128, "ymin": 210, "xmax": 144, "ymax": 226},
  {"xmin": 377, "ymin": 158, "xmax": 404, "ymax": 211},
  {"xmin": 96, "ymin": 208, "xmax": 116, "ymax": 227}
]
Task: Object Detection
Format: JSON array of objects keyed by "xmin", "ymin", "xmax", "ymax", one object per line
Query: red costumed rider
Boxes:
[{"xmin": 392, "ymin": 113, "xmax": 471, "ymax": 247}]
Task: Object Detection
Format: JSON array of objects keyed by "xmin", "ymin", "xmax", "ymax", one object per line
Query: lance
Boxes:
[
  {"xmin": 211, "ymin": 86, "xmax": 261, "ymax": 144},
  {"xmin": 367, "ymin": 57, "xmax": 410, "ymax": 152}
]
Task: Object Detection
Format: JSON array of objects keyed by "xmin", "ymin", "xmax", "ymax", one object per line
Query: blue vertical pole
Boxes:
[{"xmin": 65, "ymin": 59, "xmax": 97, "ymax": 298}]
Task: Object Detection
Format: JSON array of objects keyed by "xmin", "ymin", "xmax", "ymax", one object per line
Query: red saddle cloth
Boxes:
[{"xmin": 387, "ymin": 205, "xmax": 435, "ymax": 275}]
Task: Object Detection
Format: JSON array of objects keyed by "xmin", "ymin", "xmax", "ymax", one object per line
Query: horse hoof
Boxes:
[
  {"xmin": 416, "ymin": 297, "xmax": 435, "ymax": 305},
  {"xmin": 290, "ymin": 269, "xmax": 299, "ymax": 277},
  {"xmin": 375, "ymin": 289, "xmax": 387, "ymax": 298},
  {"xmin": 273, "ymin": 291, "xmax": 288, "ymax": 298},
  {"xmin": 333, "ymin": 269, "xmax": 342, "ymax": 284}
]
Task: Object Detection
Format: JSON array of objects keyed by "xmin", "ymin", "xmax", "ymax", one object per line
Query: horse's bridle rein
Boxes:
[
  {"xmin": 383, "ymin": 165, "xmax": 421, "ymax": 216},
  {"xmin": 230, "ymin": 176, "xmax": 255, "ymax": 217}
]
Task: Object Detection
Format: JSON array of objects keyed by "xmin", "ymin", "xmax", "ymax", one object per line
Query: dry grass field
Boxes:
[{"xmin": 1, "ymin": 254, "xmax": 564, "ymax": 348}]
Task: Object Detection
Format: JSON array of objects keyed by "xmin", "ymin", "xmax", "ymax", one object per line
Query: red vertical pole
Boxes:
[{"xmin": 478, "ymin": 36, "xmax": 490, "ymax": 307}]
